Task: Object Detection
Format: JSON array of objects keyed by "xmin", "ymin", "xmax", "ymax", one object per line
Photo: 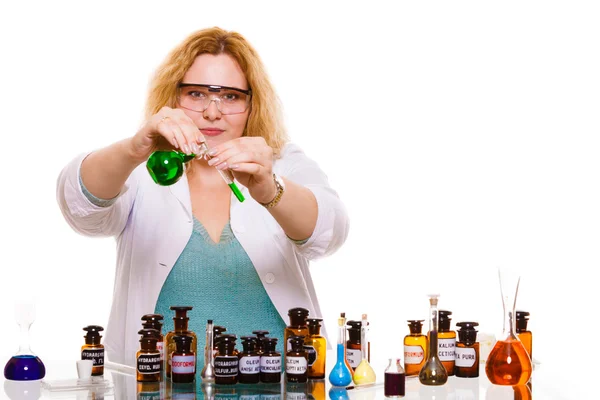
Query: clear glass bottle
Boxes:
[
  {"xmin": 352, "ymin": 314, "xmax": 376, "ymax": 386},
  {"xmin": 384, "ymin": 358, "xmax": 406, "ymax": 398},
  {"xmin": 455, "ymin": 322, "xmax": 479, "ymax": 378},
  {"xmin": 419, "ymin": 295, "xmax": 448, "ymax": 385},
  {"xmin": 404, "ymin": 320, "xmax": 427, "ymax": 376},
  {"xmin": 4, "ymin": 303, "xmax": 46, "ymax": 381},
  {"xmin": 328, "ymin": 315, "xmax": 352, "ymax": 387},
  {"xmin": 438, "ymin": 310, "xmax": 456, "ymax": 376}
]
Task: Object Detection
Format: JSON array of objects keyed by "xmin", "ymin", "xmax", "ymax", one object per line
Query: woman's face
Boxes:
[{"xmin": 179, "ymin": 53, "xmax": 250, "ymax": 147}]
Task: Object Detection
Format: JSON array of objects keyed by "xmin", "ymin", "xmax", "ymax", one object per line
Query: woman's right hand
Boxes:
[{"xmin": 128, "ymin": 106, "xmax": 206, "ymax": 162}]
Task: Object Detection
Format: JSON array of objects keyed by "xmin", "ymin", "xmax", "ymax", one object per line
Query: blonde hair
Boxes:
[{"xmin": 145, "ymin": 27, "xmax": 288, "ymax": 154}]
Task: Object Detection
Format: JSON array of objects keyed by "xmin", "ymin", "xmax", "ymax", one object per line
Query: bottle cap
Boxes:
[
  {"xmin": 288, "ymin": 336, "xmax": 306, "ymax": 350},
  {"xmin": 407, "ymin": 320, "xmax": 424, "ymax": 334},
  {"xmin": 438, "ymin": 310, "xmax": 453, "ymax": 331},
  {"xmin": 515, "ymin": 311, "xmax": 530, "ymax": 331},
  {"xmin": 456, "ymin": 322, "xmax": 479, "ymax": 345}
]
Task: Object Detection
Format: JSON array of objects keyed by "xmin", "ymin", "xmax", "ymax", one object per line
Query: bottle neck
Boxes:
[{"xmin": 174, "ymin": 319, "xmax": 189, "ymax": 332}]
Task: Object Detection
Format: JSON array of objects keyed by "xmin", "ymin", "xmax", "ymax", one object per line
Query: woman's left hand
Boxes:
[{"xmin": 207, "ymin": 137, "xmax": 277, "ymax": 203}]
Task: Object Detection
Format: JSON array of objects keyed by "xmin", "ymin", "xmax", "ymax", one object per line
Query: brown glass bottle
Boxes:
[
  {"xmin": 239, "ymin": 336, "xmax": 260, "ymax": 384},
  {"xmin": 286, "ymin": 336, "xmax": 308, "ymax": 383},
  {"xmin": 516, "ymin": 311, "xmax": 532, "ymax": 360},
  {"xmin": 81, "ymin": 325, "xmax": 104, "ymax": 376},
  {"xmin": 455, "ymin": 322, "xmax": 479, "ymax": 378},
  {"xmin": 136, "ymin": 329, "xmax": 161, "ymax": 382},
  {"xmin": 141, "ymin": 314, "xmax": 164, "ymax": 365},
  {"xmin": 285, "ymin": 308, "xmax": 309, "ymax": 353},
  {"xmin": 438, "ymin": 310, "xmax": 456, "ymax": 376},
  {"xmin": 171, "ymin": 335, "xmax": 195, "ymax": 383},
  {"xmin": 165, "ymin": 306, "xmax": 197, "ymax": 379},
  {"xmin": 305, "ymin": 318, "xmax": 326, "ymax": 379},
  {"xmin": 252, "ymin": 330, "xmax": 269, "ymax": 355},
  {"xmin": 214, "ymin": 334, "xmax": 239, "ymax": 385},
  {"xmin": 346, "ymin": 320, "xmax": 370, "ymax": 370},
  {"xmin": 260, "ymin": 337, "xmax": 282, "ymax": 383},
  {"xmin": 404, "ymin": 320, "xmax": 427, "ymax": 376},
  {"xmin": 212, "ymin": 325, "xmax": 227, "ymax": 358}
]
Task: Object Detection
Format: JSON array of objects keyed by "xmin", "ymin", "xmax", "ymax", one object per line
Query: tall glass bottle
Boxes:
[
  {"xmin": 438, "ymin": 310, "xmax": 456, "ymax": 376},
  {"xmin": 305, "ymin": 318, "xmax": 326, "ymax": 379},
  {"xmin": 200, "ymin": 319, "xmax": 215, "ymax": 383},
  {"xmin": 516, "ymin": 311, "xmax": 532, "ymax": 360},
  {"xmin": 352, "ymin": 314, "xmax": 376, "ymax": 386},
  {"xmin": 485, "ymin": 270, "xmax": 532, "ymax": 385},
  {"xmin": 419, "ymin": 294, "xmax": 448, "ymax": 385},
  {"xmin": 404, "ymin": 320, "xmax": 427, "ymax": 376},
  {"xmin": 328, "ymin": 315, "xmax": 352, "ymax": 387},
  {"xmin": 165, "ymin": 306, "xmax": 197, "ymax": 379}
]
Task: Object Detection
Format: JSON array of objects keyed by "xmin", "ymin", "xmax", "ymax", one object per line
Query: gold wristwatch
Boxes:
[{"xmin": 260, "ymin": 174, "xmax": 285, "ymax": 209}]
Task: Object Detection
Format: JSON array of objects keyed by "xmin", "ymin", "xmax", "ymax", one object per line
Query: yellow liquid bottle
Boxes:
[{"xmin": 352, "ymin": 314, "xmax": 376, "ymax": 386}]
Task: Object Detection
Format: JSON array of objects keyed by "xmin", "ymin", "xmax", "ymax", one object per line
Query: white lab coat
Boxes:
[{"xmin": 56, "ymin": 143, "xmax": 349, "ymax": 366}]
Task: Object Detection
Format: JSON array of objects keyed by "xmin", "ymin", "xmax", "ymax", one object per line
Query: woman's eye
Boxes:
[{"xmin": 189, "ymin": 91, "xmax": 206, "ymax": 98}]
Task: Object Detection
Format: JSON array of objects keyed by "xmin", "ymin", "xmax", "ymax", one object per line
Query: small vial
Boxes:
[
  {"xmin": 141, "ymin": 314, "xmax": 164, "ymax": 364},
  {"xmin": 238, "ymin": 336, "xmax": 261, "ymax": 384},
  {"xmin": 404, "ymin": 320, "xmax": 427, "ymax": 376},
  {"xmin": 81, "ymin": 325, "xmax": 104, "ymax": 376},
  {"xmin": 516, "ymin": 311, "xmax": 532, "ymax": 360},
  {"xmin": 171, "ymin": 335, "xmax": 195, "ymax": 383},
  {"xmin": 455, "ymin": 322, "xmax": 479, "ymax": 378},
  {"xmin": 384, "ymin": 358, "xmax": 406, "ymax": 398},
  {"xmin": 438, "ymin": 310, "xmax": 456, "ymax": 376},
  {"xmin": 260, "ymin": 337, "xmax": 282, "ymax": 383},
  {"xmin": 214, "ymin": 334, "xmax": 239, "ymax": 385},
  {"xmin": 285, "ymin": 308, "xmax": 309, "ymax": 352},
  {"xmin": 286, "ymin": 336, "xmax": 308, "ymax": 383},
  {"xmin": 136, "ymin": 329, "xmax": 161, "ymax": 382}
]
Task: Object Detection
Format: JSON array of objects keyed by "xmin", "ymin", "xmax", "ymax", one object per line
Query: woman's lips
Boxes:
[{"xmin": 200, "ymin": 128, "xmax": 224, "ymax": 137}]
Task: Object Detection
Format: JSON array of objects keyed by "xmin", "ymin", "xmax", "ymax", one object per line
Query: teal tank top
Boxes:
[{"xmin": 154, "ymin": 217, "xmax": 287, "ymax": 374}]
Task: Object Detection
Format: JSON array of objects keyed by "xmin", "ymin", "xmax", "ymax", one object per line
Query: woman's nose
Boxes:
[{"xmin": 203, "ymin": 99, "xmax": 222, "ymax": 120}]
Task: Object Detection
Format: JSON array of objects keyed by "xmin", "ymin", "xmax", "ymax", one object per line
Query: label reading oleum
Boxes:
[
  {"xmin": 346, "ymin": 348, "xmax": 361, "ymax": 368},
  {"xmin": 239, "ymin": 356, "xmax": 261, "ymax": 374},
  {"xmin": 438, "ymin": 338, "xmax": 456, "ymax": 361},
  {"xmin": 455, "ymin": 347, "xmax": 477, "ymax": 367},
  {"xmin": 81, "ymin": 348, "xmax": 104, "ymax": 367},
  {"xmin": 171, "ymin": 355, "xmax": 195, "ymax": 374},
  {"xmin": 286, "ymin": 356, "xmax": 307, "ymax": 374},
  {"xmin": 404, "ymin": 345, "xmax": 424, "ymax": 364},
  {"xmin": 260, "ymin": 356, "xmax": 281, "ymax": 373}
]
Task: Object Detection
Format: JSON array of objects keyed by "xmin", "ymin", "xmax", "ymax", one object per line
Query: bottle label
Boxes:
[
  {"xmin": 171, "ymin": 355, "xmax": 195, "ymax": 374},
  {"xmin": 260, "ymin": 355, "xmax": 281, "ymax": 373},
  {"xmin": 455, "ymin": 347, "xmax": 477, "ymax": 367},
  {"xmin": 404, "ymin": 345, "xmax": 424, "ymax": 364},
  {"xmin": 303, "ymin": 345, "xmax": 317, "ymax": 366},
  {"xmin": 239, "ymin": 396, "xmax": 261, "ymax": 400},
  {"xmin": 137, "ymin": 353, "xmax": 161, "ymax": 374},
  {"xmin": 239, "ymin": 356, "xmax": 261, "ymax": 374},
  {"xmin": 438, "ymin": 338, "xmax": 456, "ymax": 361},
  {"xmin": 215, "ymin": 355, "xmax": 239, "ymax": 377},
  {"xmin": 286, "ymin": 356, "xmax": 307, "ymax": 374},
  {"xmin": 81, "ymin": 348, "xmax": 104, "ymax": 367},
  {"xmin": 346, "ymin": 348, "xmax": 361, "ymax": 368},
  {"xmin": 157, "ymin": 342, "xmax": 164, "ymax": 361},
  {"xmin": 286, "ymin": 392, "xmax": 308, "ymax": 400}
]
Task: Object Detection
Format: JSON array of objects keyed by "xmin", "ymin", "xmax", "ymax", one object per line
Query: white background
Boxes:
[{"xmin": 0, "ymin": 1, "xmax": 598, "ymax": 398}]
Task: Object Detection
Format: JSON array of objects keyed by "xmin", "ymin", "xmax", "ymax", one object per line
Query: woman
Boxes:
[{"xmin": 56, "ymin": 27, "xmax": 349, "ymax": 368}]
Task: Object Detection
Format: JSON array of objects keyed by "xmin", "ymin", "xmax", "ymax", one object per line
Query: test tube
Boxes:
[{"xmin": 197, "ymin": 142, "xmax": 245, "ymax": 203}]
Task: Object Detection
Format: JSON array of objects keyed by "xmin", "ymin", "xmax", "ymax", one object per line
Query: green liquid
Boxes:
[{"xmin": 229, "ymin": 183, "xmax": 245, "ymax": 202}]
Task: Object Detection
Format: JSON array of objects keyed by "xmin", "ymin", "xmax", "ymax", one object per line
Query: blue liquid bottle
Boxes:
[
  {"xmin": 328, "ymin": 315, "xmax": 352, "ymax": 387},
  {"xmin": 3, "ymin": 303, "xmax": 46, "ymax": 381}
]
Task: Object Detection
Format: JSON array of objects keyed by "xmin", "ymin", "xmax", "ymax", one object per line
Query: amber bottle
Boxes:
[
  {"xmin": 165, "ymin": 306, "xmax": 197, "ymax": 379},
  {"xmin": 438, "ymin": 310, "xmax": 456, "ymax": 376},
  {"xmin": 260, "ymin": 337, "xmax": 282, "ymax": 383},
  {"xmin": 286, "ymin": 336, "xmax": 308, "ymax": 383},
  {"xmin": 141, "ymin": 314, "xmax": 164, "ymax": 364},
  {"xmin": 516, "ymin": 311, "xmax": 533, "ymax": 360},
  {"xmin": 252, "ymin": 330, "xmax": 269, "ymax": 355},
  {"xmin": 214, "ymin": 334, "xmax": 239, "ymax": 385},
  {"xmin": 136, "ymin": 329, "xmax": 161, "ymax": 382},
  {"xmin": 455, "ymin": 322, "xmax": 479, "ymax": 378},
  {"xmin": 81, "ymin": 325, "xmax": 104, "ymax": 376},
  {"xmin": 171, "ymin": 335, "xmax": 195, "ymax": 383},
  {"xmin": 239, "ymin": 336, "xmax": 261, "ymax": 384},
  {"xmin": 285, "ymin": 308, "xmax": 309, "ymax": 353},
  {"xmin": 213, "ymin": 325, "xmax": 227, "ymax": 358},
  {"xmin": 305, "ymin": 318, "xmax": 326, "ymax": 379},
  {"xmin": 404, "ymin": 320, "xmax": 427, "ymax": 376}
]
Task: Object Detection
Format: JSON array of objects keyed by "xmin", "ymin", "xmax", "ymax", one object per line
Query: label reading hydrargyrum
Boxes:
[
  {"xmin": 239, "ymin": 356, "xmax": 261, "ymax": 374},
  {"xmin": 137, "ymin": 353, "xmax": 161, "ymax": 374},
  {"xmin": 81, "ymin": 348, "xmax": 104, "ymax": 367},
  {"xmin": 346, "ymin": 348, "xmax": 361, "ymax": 368},
  {"xmin": 455, "ymin": 347, "xmax": 477, "ymax": 368},
  {"xmin": 404, "ymin": 345, "xmax": 424, "ymax": 364},
  {"xmin": 171, "ymin": 355, "xmax": 195, "ymax": 374},
  {"xmin": 260, "ymin": 355, "xmax": 281, "ymax": 373},
  {"xmin": 303, "ymin": 345, "xmax": 317, "ymax": 366},
  {"xmin": 215, "ymin": 355, "xmax": 239, "ymax": 377},
  {"xmin": 286, "ymin": 356, "xmax": 308, "ymax": 374},
  {"xmin": 438, "ymin": 338, "xmax": 456, "ymax": 361}
]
